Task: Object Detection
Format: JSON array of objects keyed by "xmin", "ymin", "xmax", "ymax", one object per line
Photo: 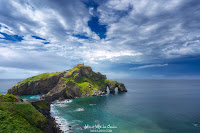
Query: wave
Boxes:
[
  {"xmin": 194, "ymin": 123, "xmax": 200, "ymax": 128},
  {"xmin": 55, "ymin": 103, "xmax": 68, "ymax": 108},
  {"xmin": 75, "ymin": 108, "xmax": 84, "ymax": 111},
  {"xmin": 55, "ymin": 99, "xmax": 73, "ymax": 104},
  {"xmin": 30, "ymin": 95, "xmax": 40, "ymax": 99},
  {"xmin": 50, "ymin": 103, "xmax": 71, "ymax": 132},
  {"xmin": 50, "ymin": 104, "xmax": 60, "ymax": 116},
  {"xmin": 89, "ymin": 104, "xmax": 96, "ymax": 106},
  {"xmin": 54, "ymin": 116, "xmax": 70, "ymax": 132}
]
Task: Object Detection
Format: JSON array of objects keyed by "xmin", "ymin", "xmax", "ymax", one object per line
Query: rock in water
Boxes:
[{"xmin": 7, "ymin": 66, "xmax": 127, "ymax": 102}]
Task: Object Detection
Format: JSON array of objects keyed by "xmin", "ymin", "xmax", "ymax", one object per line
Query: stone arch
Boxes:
[{"xmin": 106, "ymin": 82, "xmax": 127, "ymax": 94}]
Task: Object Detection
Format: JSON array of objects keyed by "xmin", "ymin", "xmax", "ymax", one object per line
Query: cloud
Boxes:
[
  {"xmin": 0, "ymin": 0, "xmax": 200, "ymax": 78},
  {"xmin": 1, "ymin": 0, "xmax": 200, "ymax": 65},
  {"xmin": 0, "ymin": 67, "xmax": 40, "ymax": 79},
  {"xmin": 0, "ymin": 47, "xmax": 68, "ymax": 71},
  {"xmin": 0, "ymin": 0, "xmax": 99, "ymax": 41},
  {"xmin": 98, "ymin": 0, "xmax": 200, "ymax": 62},
  {"xmin": 81, "ymin": 48, "xmax": 142, "ymax": 64},
  {"xmin": 130, "ymin": 64, "xmax": 168, "ymax": 70},
  {"xmin": 104, "ymin": 71, "xmax": 131, "ymax": 79}
]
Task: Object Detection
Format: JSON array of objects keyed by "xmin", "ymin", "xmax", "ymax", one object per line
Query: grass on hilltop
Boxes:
[{"xmin": 17, "ymin": 72, "xmax": 62, "ymax": 85}]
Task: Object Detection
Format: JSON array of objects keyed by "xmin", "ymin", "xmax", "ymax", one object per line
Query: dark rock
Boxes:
[
  {"xmin": 43, "ymin": 116, "xmax": 62, "ymax": 133},
  {"xmin": 30, "ymin": 100, "xmax": 62, "ymax": 133},
  {"xmin": 7, "ymin": 73, "xmax": 64, "ymax": 95},
  {"xmin": 31, "ymin": 100, "xmax": 50, "ymax": 117},
  {"xmin": 7, "ymin": 66, "xmax": 127, "ymax": 102}
]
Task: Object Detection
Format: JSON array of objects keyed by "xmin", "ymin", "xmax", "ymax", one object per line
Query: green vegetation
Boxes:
[
  {"xmin": 52, "ymin": 66, "xmax": 108, "ymax": 96},
  {"xmin": 106, "ymin": 79, "xmax": 116, "ymax": 86},
  {"xmin": 60, "ymin": 66, "xmax": 109, "ymax": 95},
  {"xmin": 61, "ymin": 77, "xmax": 72, "ymax": 84},
  {"xmin": 63, "ymin": 78, "xmax": 75, "ymax": 97},
  {"xmin": 78, "ymin": 76, "xmax": 107, "ymax": 90},
  {"xmin": 63, "ymin": 75, "xmax": 106, "ymax": 95},
  {"xmin": 12, "ymin": 66, "xmax": 119, "ymax": 98},
  {"xmin": 31, "ymin": 101, "xmax": 50, "ymax": 110},
  {"xmin": 78, "ymin": 82, "xmax": 94, "ymax": 94},
  {"xmin": 17, "ymin": 72, "xmax": 62, "ymax": 85},
  {"xmin": 0, "ymin": 94, "xmax": 47, "ymax": 133},
  {"xmin": 0, "ymin": 94, "xmax": 21, "ymax": 102},
  {"xmin": 65, "ymin": 66, "xmax": 80, "ymax": 75}
]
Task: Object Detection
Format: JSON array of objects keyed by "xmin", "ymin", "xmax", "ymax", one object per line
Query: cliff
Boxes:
[
  {"xmin": 7, "ymin": 66, "xmax": 127, "ymax": 102},
  {"xmin": 0, "ymin": 94, "xmax": 47, "ymax": 133},
  {"xmin": 0, "ymin": 94, "xmax": 61, "ymax": 133}
]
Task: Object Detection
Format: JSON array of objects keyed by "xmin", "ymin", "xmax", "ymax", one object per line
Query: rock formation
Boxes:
[{"xmin": 7, "ymin": 66, "xmax": 127, "ymax": 102}]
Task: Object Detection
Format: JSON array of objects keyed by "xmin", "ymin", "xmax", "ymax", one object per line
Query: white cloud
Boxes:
[
  {"xmin": 0, "ymin": 66, "xmax": 40, "ymax": 79},
  {"xmin": 0, "ymin": 23, "xmax": 15, "ymax": 35},
  {"xmin": 1, "ymin": 0, "xmax": 199, "ymax": 66},
  {"xmin": 98, "ymin": 0, "xmax": 200, "ymax": 62},
  {"xmin": 130, "ymin": 64, "xmax": 168, "ymax": 70},
  {"xmin": 0, "ymin": 47, "xmax": 68, "ymax": 72},
  {"xmin": 0, "ymin": 34, "xmax": 4, "ymax": 38},
  {"xmin": 104, "ymin": 71, "xmax": 131, "ymax": 79},
  {"xmin": 0, "ymin": 0, "xmax": 200, "ymax": 79},
  {"xmin": 83, "ymin": 49, "xmax": 142, "ymax": 62},
  {"xmin": 89, "ymin": 7, "xmax": 95, "ymax": 16}
]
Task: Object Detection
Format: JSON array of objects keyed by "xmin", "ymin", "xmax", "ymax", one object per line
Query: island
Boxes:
[
  {"xmin": 7, "ymin": 65, "xmax": 127, "ymax": 102},
  {"xmin": 0, "ymin": 65, "xmax": 127, "ymax": 132}
]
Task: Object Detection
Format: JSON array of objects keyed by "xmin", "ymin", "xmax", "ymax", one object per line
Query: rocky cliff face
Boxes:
[
  {"xmin": 7, "ymin": 66, "xmax": 127, "ymax": 102},
  {"xmin": 7, "ymin": 73, "xmax": 64, "ymax": 95}
]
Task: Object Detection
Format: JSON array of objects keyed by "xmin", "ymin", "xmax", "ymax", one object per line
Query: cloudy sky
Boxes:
[{"xmin": 0, "ymin": 0, "xmax": 200, "ymax": 79}]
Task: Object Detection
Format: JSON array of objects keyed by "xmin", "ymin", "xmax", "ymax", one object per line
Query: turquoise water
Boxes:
[
  {"xmin": 1, "ymin": 79, "xmax": 200, "ymax": 132},
  {"xmin": 50, "ymin": 79, "xmax": 200, "ymax": 133},
  {"xmin": 19, "ymin": 94, "xmax": 43, "ymax": 101}
]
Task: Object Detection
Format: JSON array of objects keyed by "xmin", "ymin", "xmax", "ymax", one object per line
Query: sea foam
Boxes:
[{"xmin": 75, "ymin": 108, "xmax": 84, "ymax": 111}]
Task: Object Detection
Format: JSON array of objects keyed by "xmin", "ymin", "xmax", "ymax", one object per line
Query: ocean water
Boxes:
[
  {"xmin": 1, "ymin": 79, "xmax": 200, "ymax": 133},
  {"xmin": 0, "ymin": 79, "xmax": 21, "ymax": 94}
]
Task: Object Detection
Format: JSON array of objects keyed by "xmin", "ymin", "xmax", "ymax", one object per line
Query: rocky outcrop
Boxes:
[
  {"xmin": 7, "ymin": 66, "xmax": 127, "ymax": 102},
  {"xmin": 106, "ymin": 81, "xmax": 127, "ymax": 93},
  {"xmin": 7, "ymin": 73, "xmax": 64, "ymax": 95}
]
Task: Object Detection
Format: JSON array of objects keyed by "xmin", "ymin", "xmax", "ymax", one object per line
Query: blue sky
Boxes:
[{"xmin": 0, "ymin": 0, "xmax": 200, "ymax": 79}]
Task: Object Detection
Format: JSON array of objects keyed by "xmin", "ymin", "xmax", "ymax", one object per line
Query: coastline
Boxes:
[
  {"xmin": 49, "ymin": 95, "xmax": 105, "ymax": 133},
  {"xmin": 30, "ymin": 100, "xmax": 63, "ymax": 133},
  {"xmin": 2, "ymin": 79, "xmax": 200, "ymax": 133},
  {"xmin": 50, "ymin": 99, "xmax": 72, "ymax": 132},
  {"xmin": 3, "ymin": 65, "xmax": 128, "ymax": 132},
  {"xmin": 43, "ymin": 116, "xmax": 62, "ymax": 133}
]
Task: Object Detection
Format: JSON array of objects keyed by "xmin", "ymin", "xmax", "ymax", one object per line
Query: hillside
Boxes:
[
  {"xmin": 7, "ymin": 66, "xmax": 127, "ymax": 102},
  {"xmin": 0, "ymin": 94, "xmax": 47, "ymax": 133}
]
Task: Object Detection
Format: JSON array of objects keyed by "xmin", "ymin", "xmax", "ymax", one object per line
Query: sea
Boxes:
[{"xmin": 1, "ymin": 79, "xmax": 200, "ymax": 133}]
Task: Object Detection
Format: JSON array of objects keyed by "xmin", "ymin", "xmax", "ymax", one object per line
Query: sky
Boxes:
[{"xmin": 0, "ymin": 0, "xmax": 200, "ymax": 79}]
